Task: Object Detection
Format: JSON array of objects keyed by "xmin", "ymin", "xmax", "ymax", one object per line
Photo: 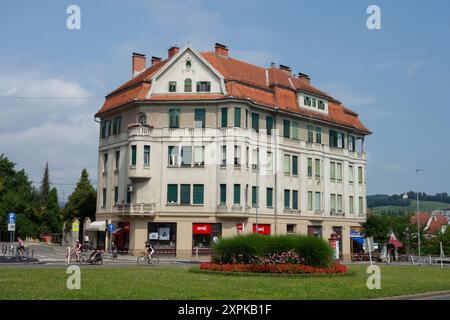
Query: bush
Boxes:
[{"xmin": 212, "ymin": 234, "xmax": 333, "ymax": 268}]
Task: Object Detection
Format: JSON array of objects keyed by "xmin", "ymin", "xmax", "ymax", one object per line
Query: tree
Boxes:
[
  {"xmin": 40, "ymin": 188, "xmax": 62, "ymax": 234},
  {"xmin": 40, "ymin": 162, "xmax": 50, "ymax": 207},
  {"xmin": 64, "ymin": 169, "xmax": 96, "ymax": 222}
]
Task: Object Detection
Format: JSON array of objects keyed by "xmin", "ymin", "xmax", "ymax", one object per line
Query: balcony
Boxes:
[
  {"xmin": 128, "ymin": 166, "xmax": 151, "ymax": 180},
  {"xmin": 113, "ymin": 203, "xmax": 156, "ymax": 216},
  {"xmin": 215, "ymin": 204, "xmax": 249, "ymax": 219}
]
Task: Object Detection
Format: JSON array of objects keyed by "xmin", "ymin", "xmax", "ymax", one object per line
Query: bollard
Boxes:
[
  {"xmin": 31, "ymin": 248, "xmax": 35, "ymax": 259},
  {"xmin": 195, "ymin": 247, "xmax": 198, "ymax": 261}
]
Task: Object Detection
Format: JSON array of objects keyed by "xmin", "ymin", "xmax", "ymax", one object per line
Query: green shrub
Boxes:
[{"xmin": 212, "ymin": 234, "xmax": 333, "ymax": 267}]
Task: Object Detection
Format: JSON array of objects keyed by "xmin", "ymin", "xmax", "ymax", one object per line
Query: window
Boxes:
[
  {"xmin": 114, "ymin": 186, "xmax": 118, "ymax": 204},
  {"xmin": 234, "ymin": 145, "xmax": 241, "ymax": 166},
  {"xmin": 312, "ymin": 98, "xmax": 317, "ymax": 108},
  {"xmin": 220, "ymin": 184, "xmax": 226, "ymax": 204},
  {"xmin": 101, "ymin": 121, "xmax": 106, "ymax": 138},
  {"xmin": 337, "ymin": 195, "xmax": 343, "ymax": 212},
  {"xmin": 283, "ymin": 120, "xmax": 290, "ymax": 138},
  {"xmin": 292, "ymin": 121, "xmax": 299, "ymax": 139},
  {"xmin": 193, "ymin": 184, "xmax": 204, "ymax": 205},
  {"xmin": 168, "ymin": 146, "xmax": 179, "ymax": 166},
  {"xmin": 308, "ymin": 225, "xmax": 322, "ymax": 238},
  {"xmin": 102, "ymin": 188, "xmax": 106, "ymax": 207},
  {"xmin": 221, "ymin": 108, "xmax": 228, "ymax": 128},
  {"xmin": 284, "ymin": 190, "xmax": 290, "ymax": 209},
  {"xmin": 348, "ymin": 135, "xmax": 356, "ymax": 151},
  {"xmin": 336, "ymin": 163, "xmax": 342, "ymax": 181},
  {"xmin": 138, "ymin": 114, "xmax": 146, "ymax": 125},
  {"xmin": 349, "ymin": 165, "xmax": 354, "ymax": 183},
  {"xmin": 315, "ymin": 159, "xmax": 321, "ymax": 178},
  {"xmin": 245, "ymin": 109, "xmax": 249, "ymax": 128},
  {"xmin": 359, "ymin": 197, "xmax": 364, "ymax": 214},
  {"xmin": 168, "ymin": 81, "xmax": 177, "ymax": 92},
  {"xmin": 318, "ymin": 100, "xmax": 325, "ymax": 110},
  {"xmin": 307, "ymin": 158, "xmax": 313, "ymax": 177},
  {"xmin": 293, "ymin": 190, "xmax": 298, "ymax": 210},
  {"xmin": 287, "ymin": 224, "xmax": 296, "ymax": 234},
  {"xmin": 251, "ymin": 112, "xmax": 259, "ymax": 132},
  {"xmin": 266, "ymin": 188, "xmax": 273, "ymax": 208},
  {"xmin": 113, "ymin": 116, "xmax": 122, "ymax": 135},
  {"xmin": 126, "ymin": 186, "xmax": 132, "ymax": 204},
  {"xmin": 308, "ymin": 191, "xmax": 313, "ymax": 211},
  {"xmin": 330, "ymin": 162, "xmax": 336, "ymax": 180},
  {"xmin": 315, "ymin": 192, "xmax": 321, "ymax": 211},
  {"xmin": 167, "ymin": 184, "xmax": 177, "ymax": 203},
  {"xmin": 180, "ymin": 184, "xmax": 190, "ymax": 205},
  {"xmin": 337, "ymin": 132, "xmax": 344, "ymax": 148},
  {"xmin": 169, "ymin": 109, "xmax": 180, "ymax": 128},
  {"xmin": 330, "ymin": 194, "xmax": 336, "ymax": 212},
  {"xmin": 330, "ymin": 130, "xmax": 344, "ymax": 148},
  {"xmin": 144, "ymin": 145, "xmax": 150, "ymax": 167},
  {"xmin": 266, "ymin": 116, "xmax": 273, "ymax": 135},
  {"xmin": 233, "ymin": 184, "xmax": 241, "ymax": 205},
  {"xmin": 283, "ymin": 154, "xmax": 291, "ymax": 174},
  {"xmin": 252, "ymin": 186, "xmax": 259, "ymax": 207},
  {"xmin": 234, "ymin": 107, "xmax": 241, "ymax": 127},
  {"xmin": 196, "ymin": 81, "xmax": 211, "ymax": 92},
  {"xmin": 221, "ymin": 145, "xmax": 227, "ymax": 166},
  {"xmin": 304, "ymin": 96, "xmax": 311, "ymax": 106},
  {"xmin": 349, "ymin": 196, "xmax": 354, "ymax": 214},
  {"xmin": 181, "ymin": 146, "xmax": 192, "ymax": 166},
  {"xmin": 131, "ymin": 146, "xmax": 136, "ymax": 167},
  {"xmin": 184, "ymin": 78, "xmax": 192, "ymax": 92},
  {"xmin": 316, "ymin": 127, "xmax": 322, "ymax": 144},
  {"xmin": 267, "ymin": 151, "xmax": 273, "ymax": 171},
  {"xmin": 115, "ymin": 150, "xmax": 120, "ymax": 171},
  {"xmin": 185, "ymin": 60, "xmax": 192, "ymax": 69},
  {"xmin": 103, "ymin": 153, "xmax": 108, "ymax": 172},
  {"xmin": 105, "ymin": 120, "xmax": 111, "ymax": 137},
  {"xmin": 194, "ymin": 109, "xmax": 205, "ymax": 128},
  {"xmin": 194, "ymin": 146, "xmax": 205, "ymax": 166},
  {"xmin": 307, "ymin": 125, "xmax": 314, "ymax": 143},
  {"xmin": 292, "ymin": 155, "xmax": 298, "ymax": 175},
  {"xmin": 358, "ymin": 166, "xmax": 363, "ymax": 184},
  {"xmin": 246, "ymin": 147, "xmax": 249, "ymax": 168},
  {"xmin": 252, "ymin": 149, "xmax": 259, "ymax": 170}
]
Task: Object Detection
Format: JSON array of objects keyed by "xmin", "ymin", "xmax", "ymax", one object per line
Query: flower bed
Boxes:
[{"xmin": 200, "ymin": 262, "xmax": 348, "ymax": 275}]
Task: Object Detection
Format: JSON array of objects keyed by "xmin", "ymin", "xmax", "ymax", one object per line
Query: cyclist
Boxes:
[
  {"xmin": 74, "ymin": 240, "xmax": 82, "ymax": 261},
  {"xmin": 17, "ymin": 236, "xmax": 25, "ymax": 256},
  {"xmin": 144, "ymin": 242, "xmax": 155, "ymax": 261}
]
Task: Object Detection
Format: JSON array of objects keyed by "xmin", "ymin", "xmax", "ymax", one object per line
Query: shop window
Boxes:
[
  {"xmin": 308, "ymin": 225, "xmax": 322, "ymax": 238},
  {"xmin": 148, "ymin": 222, "xmax": 177, "ymax": 249},
  {"xmin": 192, "ymin": 223, "xmax": 222, "ymax": 248}
]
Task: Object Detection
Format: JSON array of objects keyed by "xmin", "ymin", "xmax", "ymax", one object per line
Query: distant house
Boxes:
[{"xmin": 410, "ymin": 211, "xmax": 450, "ymax": 237}]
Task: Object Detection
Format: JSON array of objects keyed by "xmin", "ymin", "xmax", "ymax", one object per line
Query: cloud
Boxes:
[
  {"xmin": 404, "ymin": 60, "xmax": 426, "ymax": 77},
  {"xmin": 321, "ymin": 83, "xmax": 376, "ymax": 107},
  {"xmin": 370, "ymin": 59, "xmax": 426, "ymax": 77}
]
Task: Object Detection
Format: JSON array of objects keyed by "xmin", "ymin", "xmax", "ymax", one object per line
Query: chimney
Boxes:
[
  {"xmin": 151, "ymin": 56, "xmax": 162, "ymax": 66},
  {"xmin": 168, "ymin": 46, "xmax": 180, "ymax": 59},
  {"xmin": 279, "ymin": 64, "xmax": 292, "ymax": 74},
  {"xmin": 214, "ymin": 43, "xmax": 229, "ymax": 57},
  {"xmin": 297, "ymin": 72, "xmax": 311, "ymax": 84},
  {"xmin": 132, "ymin": 52, "xmax": 146, "ymax": 77}
]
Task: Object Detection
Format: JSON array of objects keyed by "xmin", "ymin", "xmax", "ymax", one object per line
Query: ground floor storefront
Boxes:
[{"xmin": 93, "ymin": 215, "xmax": 364, "ymax": 261}]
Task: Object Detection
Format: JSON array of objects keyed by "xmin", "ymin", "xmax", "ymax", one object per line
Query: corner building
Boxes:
[{"xmin": 94, "ymin": 43, "xmax": 371, "ymax": 261}]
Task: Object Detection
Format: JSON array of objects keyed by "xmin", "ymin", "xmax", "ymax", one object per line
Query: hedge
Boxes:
[{"xmin": 211, "ymin": 234, "xmax": 334, "ymax": 268}]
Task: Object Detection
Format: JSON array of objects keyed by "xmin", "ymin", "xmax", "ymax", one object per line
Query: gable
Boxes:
[{"xmin": 148, "ymin": 47, "xmax": 225, "ymax": 96}]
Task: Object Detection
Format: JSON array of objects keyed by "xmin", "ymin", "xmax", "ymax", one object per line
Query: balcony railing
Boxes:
[{"xmin": 113, "ymin": 203, "xmax": 156, "ymax": 215}]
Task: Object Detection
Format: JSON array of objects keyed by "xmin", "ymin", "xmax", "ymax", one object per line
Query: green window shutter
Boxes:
[
  {"xmin": 233, "ymin": 184, "xmax": 240, "ymax": 204},
  {"xmin": 220, "ymin": 184, "xmax": 226, "ymax": 204},
  {"xmin": 193, "ymin": 184, "xmax": 204, "ymax": 204},
  {"xmin": 144, "ymin": 145, "xmax": 150, "ymax": 166},
  {"xmin": 315, "ymin": 159, "xmax": 321, "ymax": 178},
  {"xmin": 308, "ymin": 191, "xmax": 313, "ymax": 210},
  {"xmin": 292, "ymin": 121, "xmax": 299, "ymax": 139},
  {"xmin": 284, "ymin": 190, "xmax": 290, "ymax": 208},
  {"xmin": 195, "ymin": 109, "xmax": 205, "ymax": 128},
  {"xmin": 251, "ymin": 112, "xmax": 259, "ymax": 132},
  {"xmin": 101, "ymin": 121, "xmax": 106, "ymax": 138},
  {"xmin": 266, "ymin": 188, "xmax": 273, "ymax": 208},
  {"xmin": 330, "ymin": 130, "xmax": 336, "ymax": 147},
  {"xmin": 292, "ymin": 156, "xmax": 298, "ymax": 175},
  {"xmin": 167, "ymin": 184, "xmax": 177, "ymax": 203},
  {"xmin": 252, "ymin": 186, "xmax": 258, "ymax": 207},
  {"xmin": 114, "ymin": 187, "xmax": 118, "ymax": 203},
  {"xmin": 180, "ymin": 184, "xmax": 190, "ymax": 204},
  {"xmin": 283, "ymin": 120, "xmax": 290, "ymax": 138},
  {"xmin": 221, "ymin": 108, "xmax": 228, "ymax": 128},
  {"xmin": 131, "ymin": 145, "xmax": 137, "ymax": 166},
  {"xmin": 308, "ymin": 158, "xmax": 313, "ymax": 177},
  {"xmin": 169, "ymin": 109, "xmax": 180, "ymax": 128},
  {"xmin": 245, "ymin": 109, "xmax": 248, "ymax": 128},
  {"xmin": 293, "ymin": 190, "xmax": 298, "ymax": 209},
  {"xmin": 266, "ymin": 116, "xmax": 273, "ymax": 135},
  {"xmin": 234, "ymin": 107, "xmax": 241, "ymax": 127}
]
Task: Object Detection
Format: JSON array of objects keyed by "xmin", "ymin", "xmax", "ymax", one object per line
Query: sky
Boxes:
[{"xmin": 0, "ymin": 0, "xmax": 449, "ymax": 203}]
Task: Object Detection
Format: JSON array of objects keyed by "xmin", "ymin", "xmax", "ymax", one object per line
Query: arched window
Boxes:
[
  {"xmin": 185, "ymin": 60, "xmax": 192, "ymax": 70},
  {"xmin": 184, "ymin": 78, "xmax": 192, "ymax": 92},
  {"xmin": 138, "ymin": 114, "xmax": 147, "ymax": 125}
]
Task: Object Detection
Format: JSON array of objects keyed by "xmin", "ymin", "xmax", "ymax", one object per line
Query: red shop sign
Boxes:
[
  {"xmin": 193, "ymin": 223, "xmax": 211, "ymax": 235},
  {"xmin": 123, "ymin": 222, "xmax": 130, "ymax": 232},
  {"xmin": 236, "ymin": 223, "xmax": 243, "ymax": 231},
  {"xmin": 253, "ymin": 224, "xmax": 271, "ymax": 235}
]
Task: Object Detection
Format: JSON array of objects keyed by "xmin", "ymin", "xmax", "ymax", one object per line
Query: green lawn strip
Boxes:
[{"xmin": 1, "ymin": 265, "xmax": 450, "ymax": 299}]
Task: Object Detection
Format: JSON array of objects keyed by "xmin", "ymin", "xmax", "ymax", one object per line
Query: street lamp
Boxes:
[{"xmin": 416, "ymin": 169, "xmax": 423, "ymax": 258}]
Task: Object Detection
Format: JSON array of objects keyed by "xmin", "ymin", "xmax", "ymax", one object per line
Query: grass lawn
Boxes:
[{"xmin": 1, "ymin": 264, "xmax": 450, "ymax": 299}]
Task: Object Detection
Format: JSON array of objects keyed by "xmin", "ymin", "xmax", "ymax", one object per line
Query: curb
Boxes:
[{"xmin": 373, "ymin": 290, "xmax": 450, "ymax": 300}]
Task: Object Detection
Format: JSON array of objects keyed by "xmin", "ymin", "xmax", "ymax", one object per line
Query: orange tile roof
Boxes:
[
  {"xmin": 96, "ymin": 51, "xmax": 371, "ymax": 134},
  {"xmin": 410, "ymin": 212, "xmax": 449, "ymax": 235}
]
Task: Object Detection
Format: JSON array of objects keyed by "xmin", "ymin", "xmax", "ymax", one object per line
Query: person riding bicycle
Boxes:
[
  {"xmin": 73, "ymin": 240, "xmax": 82, "ymax": 261},
  {"xmin": 17, "ymin": 237, "xmax": 25, "ymax": 255},
  {"xmin": 144, "ymin": 242, "xmax": 155, "ymax": 260}
]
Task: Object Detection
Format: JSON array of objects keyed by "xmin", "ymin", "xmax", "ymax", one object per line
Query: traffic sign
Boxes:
[
  {"xmin": 72, "ymin": 221, "xmax": 79, "ymax": 232},
  {"xmin": 8, "ymin": 224, "xmax": 15, "ymax": 231},
  {"xmin": 8, "ymin": 212, "xmax": 16, "ymax": 225},
  {"xmin": 108, "ymin": 223, "xmax": 115, "ymax": 232}
]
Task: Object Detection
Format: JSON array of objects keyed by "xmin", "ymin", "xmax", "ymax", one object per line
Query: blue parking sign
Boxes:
[
  {"xmin": 108, "ymin": 223, "xmax": 115, "ymax": 232},
  {"xmin": 8, "ymin": 212, "xmax": 16, "ymax": 225}
]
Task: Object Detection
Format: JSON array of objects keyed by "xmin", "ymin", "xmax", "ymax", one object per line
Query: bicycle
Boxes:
[
  {"xmin": 137, "ymin": 252, "xmax": 159, "ymax": 265},
  {"xmin": 65, "ymin": 248, "xmax": 83, "ymax": 264},
  {"xmin": 82, "ymin": 250, "xmax": 103, "ymax": 265}
]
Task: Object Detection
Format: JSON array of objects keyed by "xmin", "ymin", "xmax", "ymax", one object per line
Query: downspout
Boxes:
[{"xmin": 274, "ymin": 107, "xmax": 279, "ymax": 236}]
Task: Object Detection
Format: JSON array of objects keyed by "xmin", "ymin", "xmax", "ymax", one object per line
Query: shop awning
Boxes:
[
  {"xmin": 86, "ymin": 221, "xmax": 106, "ymax": 231},
  {"xmin": 389, "ymin": 239, "xmax": 403, "ymax": 248},
  {"xmin": 351, "ymin": 236, "xmax": 365, "ymax": 245}
]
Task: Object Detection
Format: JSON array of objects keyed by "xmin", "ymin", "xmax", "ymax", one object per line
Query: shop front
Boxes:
[
  {"xmin": 192, "ymin": 223, "xmax": 222, "ymax": 251},
  {"xmin": 307, "ymin": 225, "xmax": 322, "ymax": 238},
  {"xmin": 350, "ymin": 227, "xmax": 366, "ymax": 261},
  {"xmin": 113, "ymin": 221, "xmax": 130, "ymax": 252},
  {"xmin": 148, "ymin": 222, "xmax": 177, "ymax": 254},
  {"xmin": 252, "ymin": 224, "xmax": 271, "ymax": 235},
  {"xmin": 85, "ymin": 220, "xmax": 106, "ymax": 250},
  {"xmin": 332, "ymin": 226, "xmax": 343, "ymax": 260}
]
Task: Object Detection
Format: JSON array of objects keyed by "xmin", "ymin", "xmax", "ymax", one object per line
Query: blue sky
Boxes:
[{"xmin": 0, "ymin": 0, "xmax": 449, "ymax": 201}]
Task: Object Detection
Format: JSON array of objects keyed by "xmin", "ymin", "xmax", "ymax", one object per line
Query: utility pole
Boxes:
[
  {"xmin": 416, "ymin": 169, "xmax": 423, "ymax": 258},
  {"xmin": 255, "ymin": 146, "xmax": 259, "ymax": 234}
]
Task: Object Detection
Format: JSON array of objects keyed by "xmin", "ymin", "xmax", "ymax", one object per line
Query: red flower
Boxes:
[{"xmin": 200, "ymin": 262, "xmax": 347, "ymax": 274}]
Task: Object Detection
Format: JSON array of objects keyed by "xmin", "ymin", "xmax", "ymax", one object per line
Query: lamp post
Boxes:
[{"xmin": 416, "ymin": 169, "xmax": 423, "ymax": 258}]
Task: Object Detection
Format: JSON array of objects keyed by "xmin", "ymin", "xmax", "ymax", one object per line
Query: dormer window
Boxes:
[
  {"xmin": 304, "ymin": 96, "xmax": 311, "ymax": 106},
  {"xmin": 318, "ymin": 100, "xmax": 325, "ymax": 110},
  {"xmin": 196, "ymin": 81, "xmax": 211, "ymax": 92},
  {"xmin": 168, "ymin": 81, "xmax": 177, "ymax": 92},
  {"xmin": 300, "ymin": 94, "xmax": 328, "ymax": 114},
  {"xmin": 184, "ymin": 78, "xmax": 192, "ymax": 92}
]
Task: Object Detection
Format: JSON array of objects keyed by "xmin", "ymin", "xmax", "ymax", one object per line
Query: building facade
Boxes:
[{"xmin": 94, "ymin": 43, "xmax": 371, "ymax": 261}]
